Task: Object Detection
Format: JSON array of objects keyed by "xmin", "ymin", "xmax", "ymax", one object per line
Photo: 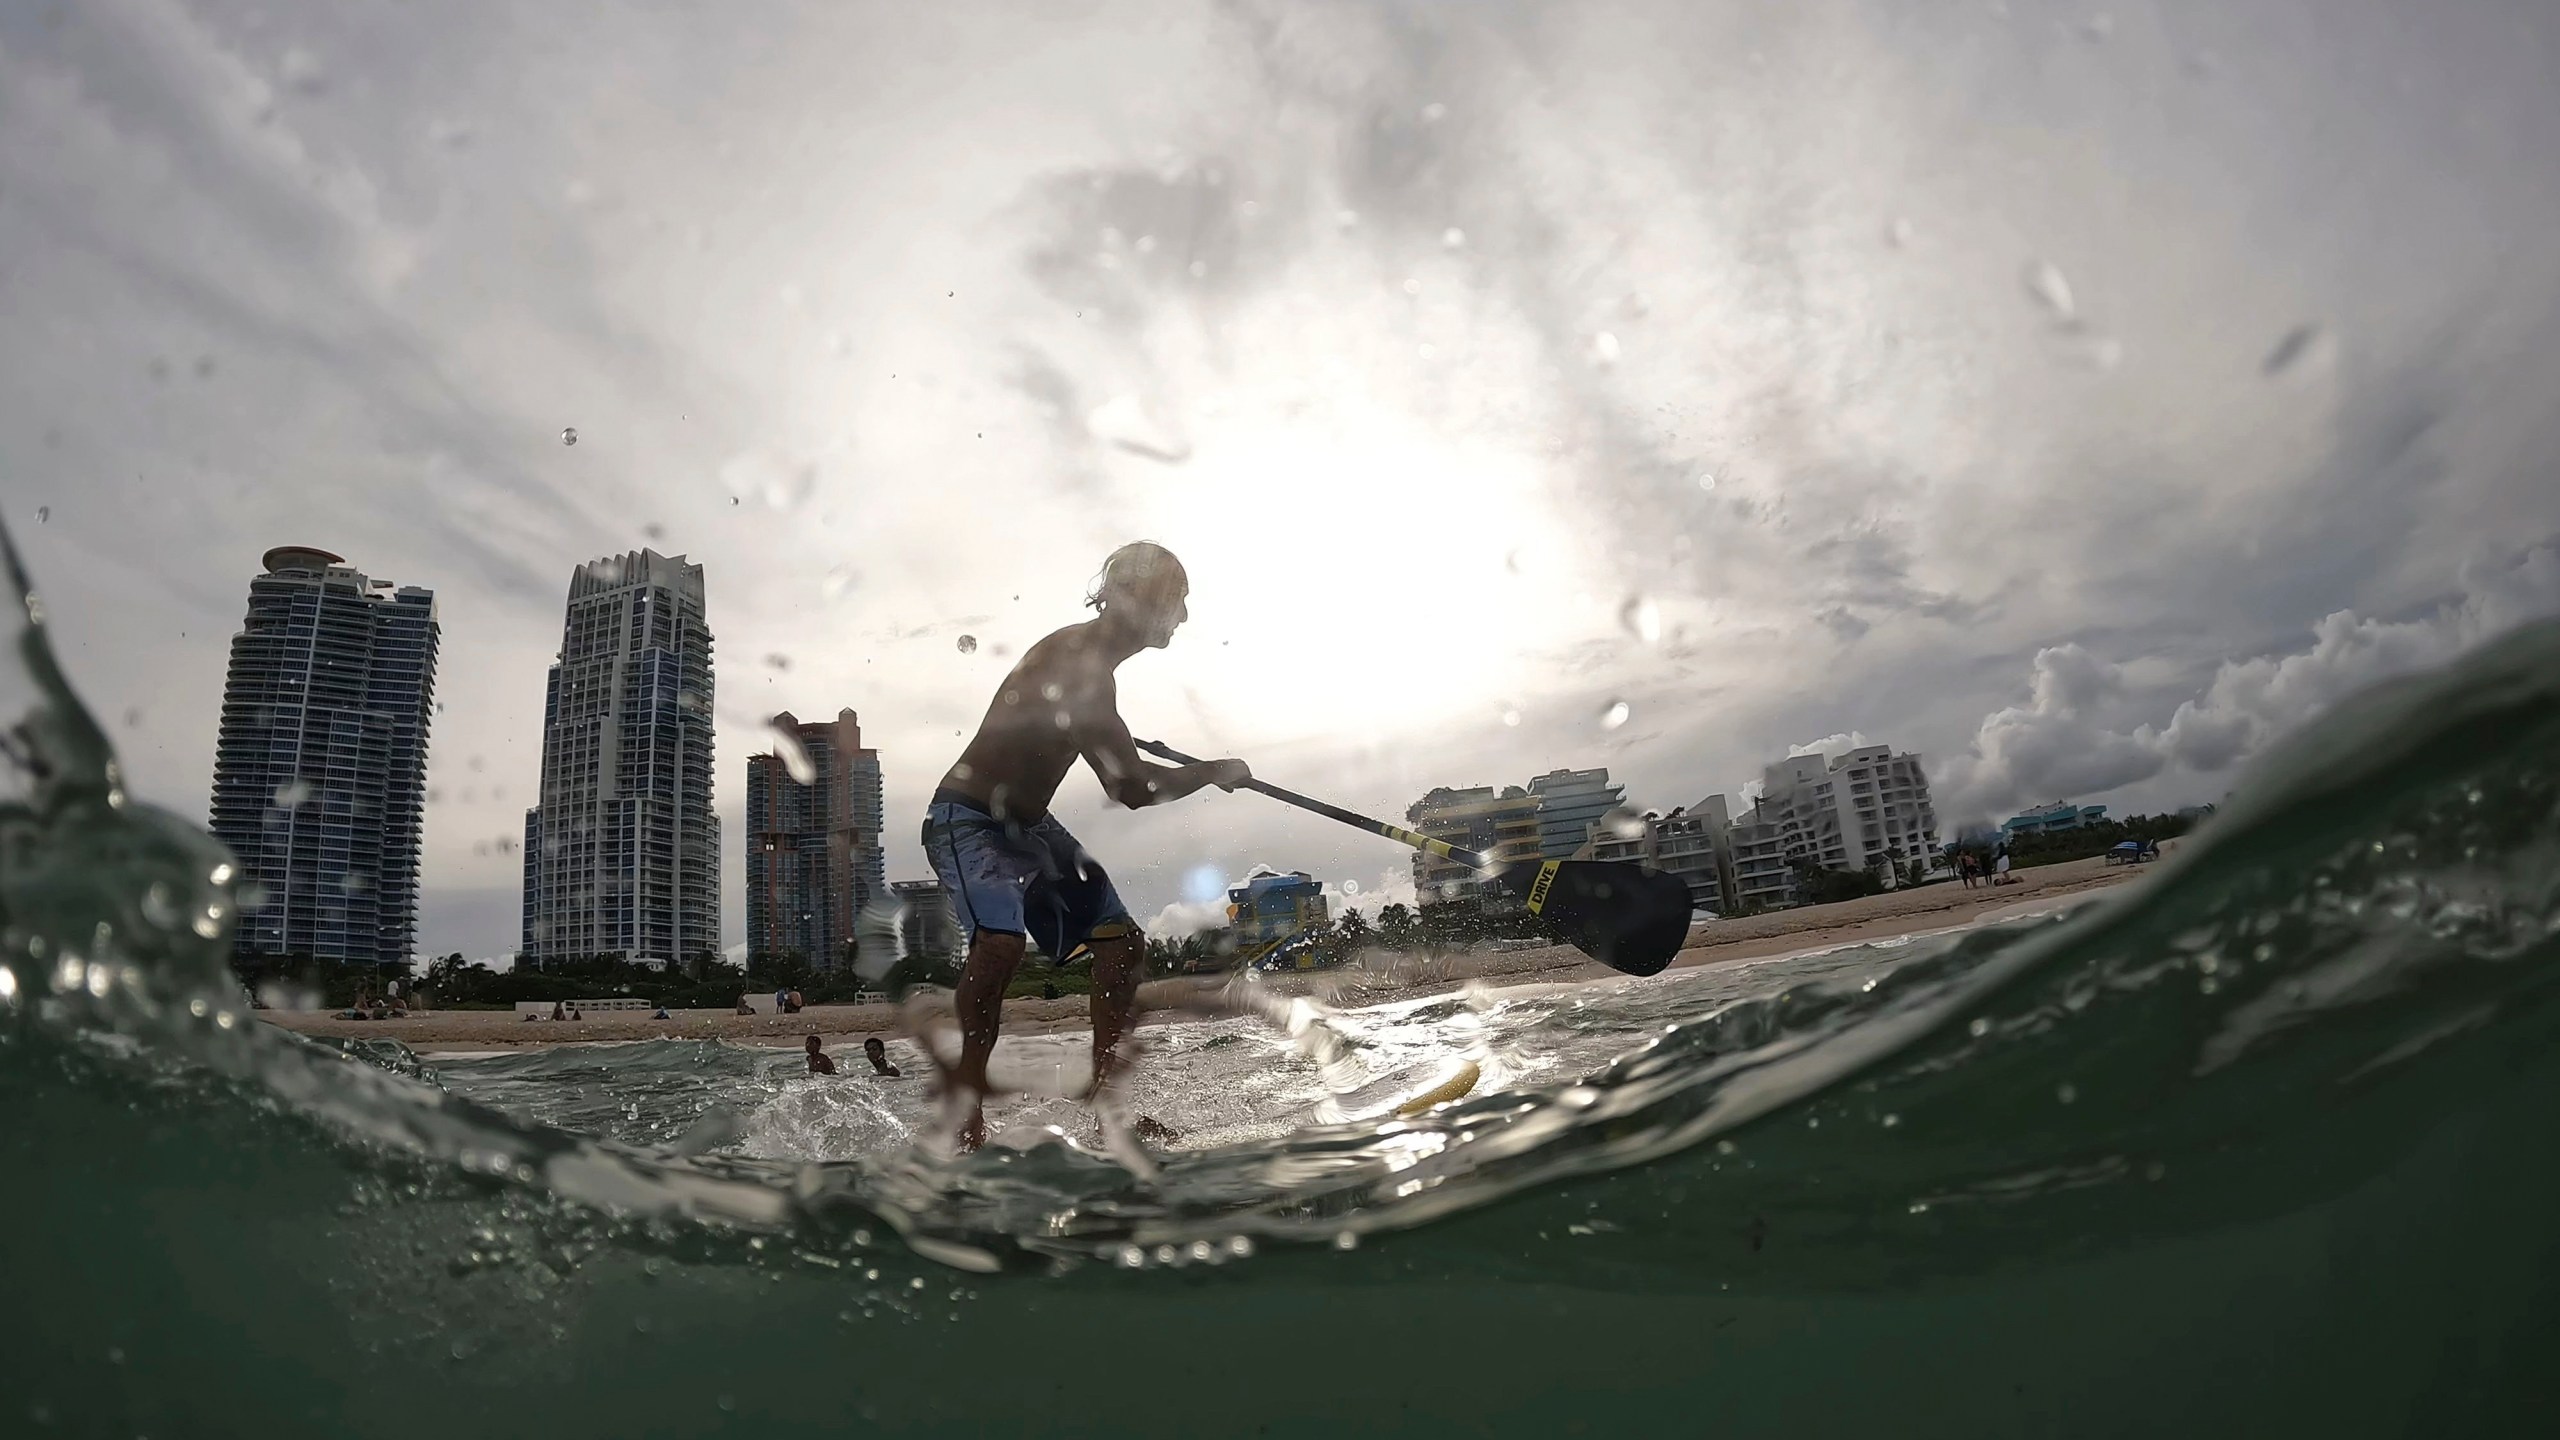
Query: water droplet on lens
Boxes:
[
  {"xmin": 1598, "ymin": 699, "xmax": 1630, "ymax": 730},
  {"xmin": 2023, "ymin": 260, "xmax": 2076, "ymax": 322},
  {"xmin": 1420, "ymin": 102, "xmax": 1447, "ymax": 123},
  {"xmin": 1441, "ymin": 227, "xmax": 1465, "ymax": 248},
  {"xmin": 1332, "ymin": 1231, "xmax": 1359, "ymax": 1251},
  {"xmin": 821, "ymin": 566, "xmax": 859, "ymax": 601},
  {"xmin": 1591, "ymin": 332, "xmax": 1622, "ymax": 367},
  {"xmin": 1967, "ymin": 1017, "xmax": 1991, "ymax": 1037},
  {"xmin": 763, "ymin": 653, "xmax": 791, "ymax": 671},
  {"xmin": 767, "ymin": 722, "xmax": 818, "ymax": 785},
  {"xmin": 1501, "ymin": 708, "xmax": 1520, "ymax": 727},
  {"xmin": 274, "ymin": 779, "xmax": 315, "ymax": 808},
  {"xmin": 2055, "ymin": 1083, "xmax": 2078, "ymax": 1104},
  {"xmin": 955, "ymin": 634, "xmax": 978, "ymax": 655},
  {"xmin": 1618, "ymin": 595, "xmax": 1661, "ymax": 644},
  {"xmin": 2262, "ymin": 323, "xmax": 2325, "ymax": 377},
  {"xmin": 1696, "ymin": 472, "xmax": 1716, "ymax": 492},
  {"xmin": 35, "ymin": 506, "xmax": 49, "ymax": 524},
  {"xmin": 560, "ymin": 426, "xmax": 578, "ymax": 446},
  {"xmin": 1887, "ymin": 216, "xmax": 1914, "ymax": 248}
]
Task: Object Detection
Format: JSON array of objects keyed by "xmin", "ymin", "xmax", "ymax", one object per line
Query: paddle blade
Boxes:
[{"xmin": 1503, "ymin": 860, "xmax": 1695, "ymax": 977}]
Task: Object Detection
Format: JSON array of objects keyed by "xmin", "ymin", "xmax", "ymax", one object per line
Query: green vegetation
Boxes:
[
  {"xmin": 1138, "ymin": 897, "xmax": 1556, "ymax": 977},
  {"xmin": 1957, "ymin": 811, "xmax": 2205, "ymax": 871}
]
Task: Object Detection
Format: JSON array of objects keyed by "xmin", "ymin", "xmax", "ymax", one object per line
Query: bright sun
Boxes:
[{"xmin": 1140, "ymin": 402, "xmax": 1585, "ymax": 748}]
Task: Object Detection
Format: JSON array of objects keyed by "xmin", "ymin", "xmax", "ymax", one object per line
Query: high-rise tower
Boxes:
[
  {"xmin": 743, "ymin": 709, "xmax": 887, "ymax": 971},
  {"xmin": 207, "ymin": 547, "xmax": 437, "ymax": 968},
  {"xmin": 520, "ymin": 550, "xmax": 718, "ymax": 968}
]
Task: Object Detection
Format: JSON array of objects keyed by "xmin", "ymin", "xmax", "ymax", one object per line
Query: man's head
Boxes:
[
  {"xmin": 804, "ymin": 1034, "xmax": 822, "ymax": 1053},
  {"xmin": 1088, "ymin": 542, "xmax": 1189, "ymax": 648},
  {"xmin": 862, "ymin": 1036, "xmax": 886, "ymax": 1058}
]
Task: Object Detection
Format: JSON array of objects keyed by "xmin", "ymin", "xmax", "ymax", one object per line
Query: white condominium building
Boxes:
[{"xmin": 1726, "ymin": 744, "xmax": 1939, "ymax": 909}]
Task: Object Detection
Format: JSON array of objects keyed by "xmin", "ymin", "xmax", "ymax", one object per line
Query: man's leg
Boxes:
[
  {"xmin": 950, "ymin": 930, "xmax": 1026, "ymax": 1150},
  {"xmin": 1084, "ymin": 931, "xmax": 1144, "ymax": 1095}
]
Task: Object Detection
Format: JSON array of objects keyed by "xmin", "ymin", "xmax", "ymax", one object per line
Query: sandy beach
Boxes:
[{"xmin": 260, "ymin": 854, "xmax": 2156, "ymax": 1055}]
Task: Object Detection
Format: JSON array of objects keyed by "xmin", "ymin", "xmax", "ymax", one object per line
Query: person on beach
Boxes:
[
  {"xmin": 862, "ymin": 1036, "xmax": 899, "ymax": 1078},
  {"xmin": 1993, "ymin": 842, "xmax": 2013, "ymax": 886},
  {"xmin": 1958, "ymin": 852, "xmax": 1978, "ymax": 890},
  {"xmin": 805, "ymin": 1034, "xmax": 837, "ymax": 1075},
  {"xmin": 922, "ymin": 541, "xmax": 1250, "ymax": 1151}
]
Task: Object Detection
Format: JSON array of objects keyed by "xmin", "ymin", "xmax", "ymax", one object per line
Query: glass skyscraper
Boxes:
[
  {"xmin": 207, "ymin": 546, "xmax": 438, "ymax": 968},
  {"xmin": 520, "ymin": 549, "xmax": 719, "ymax": 969},
  {"xmin": 743, "ymin": 708, "xmax": 887, "ymax": 971}
]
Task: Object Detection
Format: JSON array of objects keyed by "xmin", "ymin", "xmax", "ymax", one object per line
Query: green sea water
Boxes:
[{"xmin": 4, "ymin": 523, "xmax": 2559, "ymax": 1438}]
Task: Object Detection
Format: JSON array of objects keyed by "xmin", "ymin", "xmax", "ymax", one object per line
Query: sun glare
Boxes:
[{"xmin": 1141, "ymin": 403, "xmax": 1581, "ymax": 747}]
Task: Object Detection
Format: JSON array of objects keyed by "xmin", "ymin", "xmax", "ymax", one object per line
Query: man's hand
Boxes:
[{"xmin": 1207, "ymin": 758, "xmax": 1253, "ymax": 792}]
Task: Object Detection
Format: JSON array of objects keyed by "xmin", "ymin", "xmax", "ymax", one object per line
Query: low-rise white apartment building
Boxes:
[{"xmin": 1725, "ymin": 744, "xmax": 1939, "ymax": 909}]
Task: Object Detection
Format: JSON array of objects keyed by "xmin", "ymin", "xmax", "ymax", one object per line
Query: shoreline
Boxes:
[{"xmin": 260, "ymin": 854, "xmax": 2156, "ymax": 1056}]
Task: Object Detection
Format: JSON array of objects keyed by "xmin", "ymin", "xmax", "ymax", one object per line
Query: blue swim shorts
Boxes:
[{"xmin": 922, "ymin": 788, "xmax": 1134, "ymax": 962}]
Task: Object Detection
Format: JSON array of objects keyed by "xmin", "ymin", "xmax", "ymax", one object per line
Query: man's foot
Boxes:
[{"xmin": 914, "ymin": 1025, "xmax": 1004, "ymax": 1152}]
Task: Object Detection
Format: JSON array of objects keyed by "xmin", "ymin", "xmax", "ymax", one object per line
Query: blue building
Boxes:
[
  {"xmin": 1228, "ymin": 870, "xmax": 1330, "ymax": 946},
  {"xmin": 207, "ymin": 547, "xmax": 438, "ymax": 969},
  {"xmin": 2000, "ymin": 802, "xmax": 2110, "ymax": 836},
  {"xmin": 1527, "ymin": 767, "xmax": 1624, "ymax": 859}
]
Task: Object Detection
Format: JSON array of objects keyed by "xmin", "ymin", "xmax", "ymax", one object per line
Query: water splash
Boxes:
[{"xmin": 1598, "ymin": 699, "xmax": 1631, "ymax": 730}]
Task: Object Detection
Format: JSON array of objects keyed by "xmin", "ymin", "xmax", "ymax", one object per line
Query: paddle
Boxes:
[{"xmin": 1135, "ymin": 739, "xmax": 1695, "ymax": 977}]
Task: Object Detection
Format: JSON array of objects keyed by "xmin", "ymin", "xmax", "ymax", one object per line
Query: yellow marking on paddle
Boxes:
[
  {"xmin": 1383, "ymin": 825, "xmax": 1456, "ymax": 860},
  {"xmin": 1394, "ymin": 1059, "xmax": 1482, "ymax": 1117},
  {"xmin": 1524, "ymin": 860, "xmax": 1560, "ymax": 914}
]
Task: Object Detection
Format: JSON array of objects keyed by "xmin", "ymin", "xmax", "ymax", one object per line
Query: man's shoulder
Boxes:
[{"xmin": 1021, "ymin": 624, "xmax": 1115, "ymax": 681}]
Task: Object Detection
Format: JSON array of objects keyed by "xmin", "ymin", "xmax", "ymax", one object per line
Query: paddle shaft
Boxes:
[{"xmin": 1134, "ymin": 739, "xmax": 1494, "ymax": 870}]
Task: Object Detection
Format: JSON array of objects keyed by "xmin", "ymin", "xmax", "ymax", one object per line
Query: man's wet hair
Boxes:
[{"xmin": 1085, "ymin": 541, "xmax": 1187, "ymax": 611}]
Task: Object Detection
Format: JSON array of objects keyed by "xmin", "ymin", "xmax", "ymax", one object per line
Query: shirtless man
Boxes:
[{"xmin": 922, "ymin": 542, "xmax": 1248, "ymax": 1150}]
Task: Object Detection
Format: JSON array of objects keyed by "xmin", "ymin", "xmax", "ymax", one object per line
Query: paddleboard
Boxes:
[{"xmin": 1392, "ymin": 1059, "xmax": 1481, "ymax": 1116}]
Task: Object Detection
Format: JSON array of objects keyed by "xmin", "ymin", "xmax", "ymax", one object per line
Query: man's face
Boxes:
[{"xmin": 1133, "ymin": 584, "xmax": 1189, "ymax": 649}]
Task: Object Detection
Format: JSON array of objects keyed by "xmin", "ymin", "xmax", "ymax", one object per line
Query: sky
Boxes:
[{"xmin": 4, "ymin": 0, "xmax": 2557, "ymax": 962}]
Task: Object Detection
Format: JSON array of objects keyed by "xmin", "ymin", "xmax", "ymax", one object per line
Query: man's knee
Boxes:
[{"xmin": 965, "ymin": 930, "xmax": 1027, "ymax": 973}]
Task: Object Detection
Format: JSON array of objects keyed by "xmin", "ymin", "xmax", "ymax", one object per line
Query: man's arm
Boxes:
[{"xmin": 1077, "ymin": 675, "xmax": 1249, "ymax": 808}]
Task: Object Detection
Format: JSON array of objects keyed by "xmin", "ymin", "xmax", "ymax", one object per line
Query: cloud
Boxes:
[
  {"xmin": 1934, "ymin": 642, "xmax": 2167, "ymax": 819},
  {"xmin": 1145, "ymin": 898, "xmax": 1231, "ymax": 940},
  {"xmin": 1787, "ymin": 731, "xmax": 1871, "ymax": 760},
  {"xmin": 1937, "ymin": 543, "xmax": 2560, "ymax": 820},
  {"xmin": 2157, "ymin": 541, "xmax": 2560, "ymax": 770}
]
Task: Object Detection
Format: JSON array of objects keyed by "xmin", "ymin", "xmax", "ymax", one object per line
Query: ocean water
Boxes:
[{"xmin": 4, "ymin": 520, "xmax": 2560, "ymax": 1437}]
